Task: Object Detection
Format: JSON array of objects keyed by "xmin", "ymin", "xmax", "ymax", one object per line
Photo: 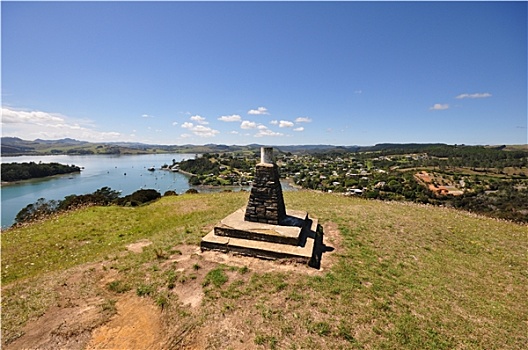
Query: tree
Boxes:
[{"xmin": 15, "ymin": 198, "xmax": 59, "ymax": 224}]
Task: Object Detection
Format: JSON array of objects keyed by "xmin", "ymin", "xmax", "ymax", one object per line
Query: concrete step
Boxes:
[
  {"xmin": 200, "ymin": 229, "xmax": 315, "ymax": 262},
  {"xmin": 201, "ymin": 207, "xmax": 320, "ymax": 264}
]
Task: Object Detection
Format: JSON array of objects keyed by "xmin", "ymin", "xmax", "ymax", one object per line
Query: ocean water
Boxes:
[{"xmin": 2, "ymin": 153, "xmax": 264, "ymax": 228}]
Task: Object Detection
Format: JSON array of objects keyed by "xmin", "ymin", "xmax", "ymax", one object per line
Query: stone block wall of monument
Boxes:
[{"xmin": 244, "ymin": 162, "xmax": 287, "ymax": 225}]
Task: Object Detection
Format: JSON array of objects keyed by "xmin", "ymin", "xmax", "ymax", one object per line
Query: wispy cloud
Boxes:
[
  {"xmin": 1, "ymin": 107, "xmax": 122, "ymax": 141},
  {"xmin": 190, "ymin": 115, "xmax": 208, "ymax": 124},
  {"xmin": 279, "ymin": 120, "xmax": 294, "ymax": 128},
  {"xmin": 456, "ymin": 92, "xmax": 492, "ymax": 99},
  {"xmin": 429, "ymin": 103, "xmax": 449, "ymax": 111},
  {"xmin": 248, "ymin": 107, "xmax": 269, "ymax": 115},
  {"xmin": 142, "ymin": 114, "xmax": 155, "ymax": 118},
  {"xmin": 218, "ymin": 114, "xmax": 242, "ymax": 122},
  {"xmin": 270, "ymin": 120, "xmax": 278, "ymax": 125},
  {"xmin": 293, "ymin": 127, "xmax": 304, "ymax": 132},
  {"xmin": 181, "ymin": 121, "xmax": 219, "ymax": 137},
  {"xmin": 172, "ymin": 121, "xmax": 179, "ymax": 126},
  {"xmin": 295, "ymin": 117, "xmax": 312, "ymax": 123}
]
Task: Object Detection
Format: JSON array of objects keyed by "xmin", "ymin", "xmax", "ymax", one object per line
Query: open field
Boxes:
[{"xmin": 2, "ymin": 191, "xmax": 527, "ymax": 349}]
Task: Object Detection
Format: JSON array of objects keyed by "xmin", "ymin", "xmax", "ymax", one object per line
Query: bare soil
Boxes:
[
  {"xmin": 85, "ymin": 294, "xmax": 164, "ymax": 350},
  {"xmin": 4, "ymin": 222, "xmax": 341, "ymax": 350}
]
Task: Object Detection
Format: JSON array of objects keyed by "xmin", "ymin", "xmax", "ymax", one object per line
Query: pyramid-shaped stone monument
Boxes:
[{"xmin": 200, "ymin": 147, "xmax": 320, "ymax": 266}]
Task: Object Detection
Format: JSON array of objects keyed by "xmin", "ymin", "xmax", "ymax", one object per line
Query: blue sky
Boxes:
[{"xmin": 2, "ymin": 1, "xmax": 527, "ymax": 146}]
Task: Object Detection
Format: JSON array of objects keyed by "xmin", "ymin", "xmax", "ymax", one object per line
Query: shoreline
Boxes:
[{"xmin": 0, "ymin": 172, "xmax": 81, "ymax": 187}]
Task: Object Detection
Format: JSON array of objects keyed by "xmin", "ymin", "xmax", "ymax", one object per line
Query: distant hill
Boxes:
[
  {"xmin": 1, "ymin": 137, "xmax": 525, "ymax": 156},
  {"xmin": 34, "ymin": 138, "xmax": 88, "ymax": 145}
]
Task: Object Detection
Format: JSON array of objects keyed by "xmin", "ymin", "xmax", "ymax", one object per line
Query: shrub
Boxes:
[{"xmin": 115, "ymin": 189, "xmax": 161, "ymax": 206}]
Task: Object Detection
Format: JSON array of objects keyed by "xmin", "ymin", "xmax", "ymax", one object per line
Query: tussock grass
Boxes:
[{"xmin": 2, "ymin": 191, "xmax": 527, "ymax": 349}]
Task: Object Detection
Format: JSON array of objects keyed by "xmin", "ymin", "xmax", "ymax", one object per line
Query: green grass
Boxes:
[
  {"xmin": 1, "ymin": 192, "xmax": 247, "ymax": 284},
  {"xmin": 202, "ymin": 266, "xmax": 229, "ymax": 288},
  {"xmin": 2, "ymin": 190, "xmax": 527, "ymax": 349}
]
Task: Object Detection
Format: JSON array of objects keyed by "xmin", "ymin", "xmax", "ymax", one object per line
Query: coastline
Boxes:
[{"xmin": 0, "ymin": 172, "xmax": 80, "ymax": 187}]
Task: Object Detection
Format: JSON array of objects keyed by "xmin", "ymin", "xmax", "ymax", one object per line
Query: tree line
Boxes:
[{"xmin": 1, "ymin": 162, "xmax": 81, "ymax": 182}]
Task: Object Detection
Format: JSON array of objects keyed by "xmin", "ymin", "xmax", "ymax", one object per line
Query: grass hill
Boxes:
[{"xmin": 2, "ymin": 191, "xmax": 526, "ymax": 349}]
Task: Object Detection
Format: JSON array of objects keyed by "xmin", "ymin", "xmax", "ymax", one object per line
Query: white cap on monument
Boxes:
[{"xmin": 260, "ymin": 147, "xmax": 274, "ymax": 165}]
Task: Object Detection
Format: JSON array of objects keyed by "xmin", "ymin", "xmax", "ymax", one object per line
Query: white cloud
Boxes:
[
  {"xmin": 429, "ymin": 103, "xmax": 449, "ymax": 111},
  {"xmin": 279, "ymin": 120, "xmax": 294, "ymax": 128},
  {"xmin": 190, "ymin": 115, "xmax": 208, "ymax": 124},
  {"xmin": 142, "ymin": 114, "xmax": 154, "ymax": 118},
  {"xmin": 257, "ymin": 125, "xmax": 267, "ymax": 130},
  {"xmin": 230, "ymin": 130, "xmax": 239, "ymax": 134},
  {"xmin": 255, "ymin": 127, "xmax": 283, "ymax": 137},
  {"xmin": 180, "ymin": 121, "xmax": 219, "ymax": 137},
  {"xmin": 172, "ymin": 121, "xmax": 179, "ymax": 126},
  {"xmin": 191, "ymin": 125, "xmax": 219, "ymax": 137},
  {"xmin": 294, "ymin": 127, "xmax": 304, "ymax": 132},
  {"xmin": 456, "ymin": 92, "xmax": 492, "ymax": 99},
  {"xmin": 1, "ymin": 107, "xmax": 123, "ymax": 142},
  {"xmin": 270, "ymin": 120, "xmax": 278, "ymax": 125},
  {"xmin": 248, "ymin": 107, "xmax": 269, "ymax": 115},
  {"xmin": 241, "ymin": 120, "xmax": 258, "ymax": 129},
  {"xmin": 295, "ymin": 117, "xmax": 312, "ymax": 123},
  {"xmin": 218, "ymin": 114, "xmax": 242, "ymax": 122},
  {"xmin": 2, "ymin": 108, "xmax": 64, "ymax": 124}
]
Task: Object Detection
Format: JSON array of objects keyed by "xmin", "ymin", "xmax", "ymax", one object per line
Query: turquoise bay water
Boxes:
[{"xmin": 2, "ymin": 153, "xmax": 289, "ymax": 228}]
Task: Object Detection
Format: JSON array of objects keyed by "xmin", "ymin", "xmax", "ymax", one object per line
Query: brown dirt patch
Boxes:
[
  {"xmin": 85, "ymin": 293, "xmax": 164, "ymax": 350},
  {"xmin": 5, "ymin": 263, "xmax": 110, "ymax": 350},
  {"xmin": 126, "ymin": 239, "xmax": 152, "ymax": 253},
  {"xmin": 5, "ymin": 302, "xmax": 103, "ymax": 350}
]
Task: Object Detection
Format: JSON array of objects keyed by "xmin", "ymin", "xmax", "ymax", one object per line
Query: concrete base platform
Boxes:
[
  {"xmin": 201, "ymin": 207, "xmax": 319, "ymax": 263},
  {"xmin": 214, "ymin": 208, "xmax": 308, "ymax": 246}
]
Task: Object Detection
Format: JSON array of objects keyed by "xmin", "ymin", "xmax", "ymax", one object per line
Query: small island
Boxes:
[{"xmin": 1, "ymin": 162, "xmax": 81, "ymax": 182}]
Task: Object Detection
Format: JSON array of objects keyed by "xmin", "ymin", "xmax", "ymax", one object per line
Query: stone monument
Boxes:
[
  {"xmin": 200, "ymin": 147, "xmax": 322, "ymax": 267},
  {"xmin": 244, "ymin": 147, "xmax": 286, "ymax": 224}
]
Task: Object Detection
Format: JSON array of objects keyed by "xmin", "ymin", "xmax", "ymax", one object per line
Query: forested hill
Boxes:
[{"xmin": 1, "ymin": 162, "xmax": 81, "ymax": 182}]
